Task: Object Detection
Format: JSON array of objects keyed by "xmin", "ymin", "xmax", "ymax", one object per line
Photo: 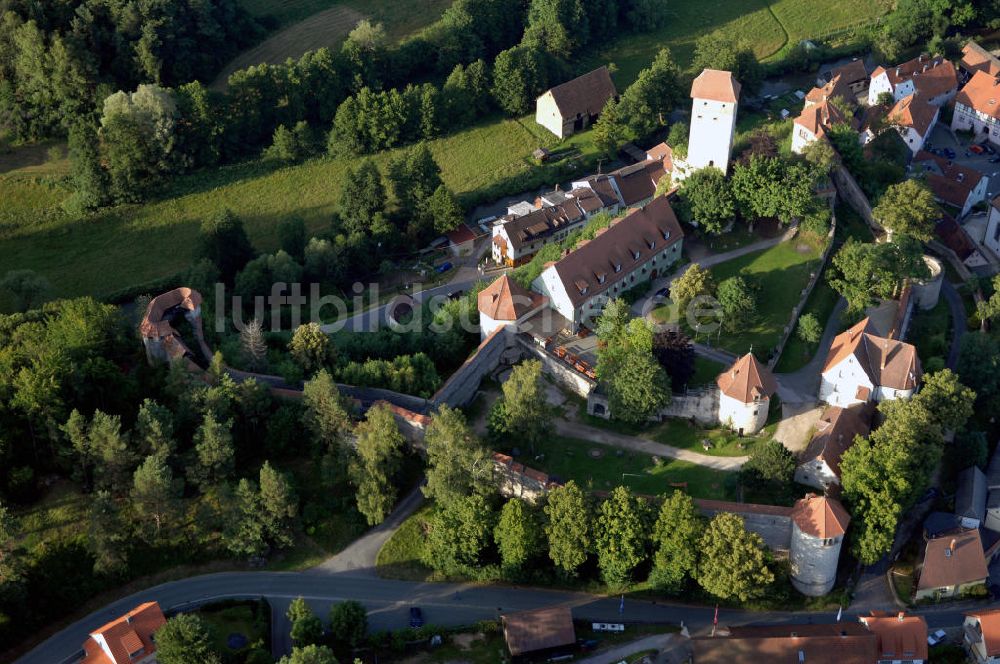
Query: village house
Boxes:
[
  {"xmin": 857, "ymin": 612, "xmax": 929, "ymax": 664},
  {"xmin": 691, "ymin": 623, "xmax": 878, "ymax": 663},
  {"xmin": 819, "ymin": 318, "xmax": 921, "ymax": 408},
  {"xmin": 791, "ymin": 98, "xmax": 852, "ymax": 154},
  {"xmin": 794, "ymin": 403, "xmax": 873, "ymax": 491},
  {"xmin": 81, "ymin": 602, "xmax": 166, "ymax": 664},
  {"xmin": 817, "ymin": 58, "xmax": 870, "ymax": 96},
  {"xmin": 502, "ymin": 607, "xmax": 576, "ymax": 658},
  {"xmin": 491, "ymin": 198, "xmax": 588, "ymax": 266},
  {"xmin": 532, "ymin": 196, "xmax": 684, "ymax": 330},
  {"xmin": 915, "ymin": 529, "xmax": 989, "ymax": 600},
  {"xmin": 715, "ymin": 352, "xmax": 777, "ymax": 435},
  {"xmin": 952, "ymin": 70, "xmax": 1000, "ymax": 147},
  {"xmin": 477, "ymin": 275, "xmax": 546, "ymax": 341},
  {"xmin": 445, "ymin": 224, "xmax": 476, "ymax": 257},
  {"xmin": 936, "ymin": 213, "xmax": 991, "ymax": 271},
  {"xmin": 867, "ymin": 54, "xmax": 959, "ymax": 107},
  {"xmin": 960, "ymin": 41, "xmax": 1000, "ymax": 83},
  {"xmin": 912, "ymin": 151, "xmax": 989, "ymax": 218},
  {"xmin": 867, "ymin": 94, "xmax": 939, "ymax": 156},
  {"xmin": 984, "ymin": 196, "xmax": 1000, "ymax": 260},
  {"xmin": 965, "ymin": 608, "xmax": 1000, "ymax": 663},
  {"xmin": 535, "ymin": 66, "xmax": 617, "ymax": 139},
  {"xmin": 957, "ymin": 465, "xmax": 989, "ymax": 529},
  {"xmin": 666, "ymin": 69, "xmax": 740, "ymax": 181}
]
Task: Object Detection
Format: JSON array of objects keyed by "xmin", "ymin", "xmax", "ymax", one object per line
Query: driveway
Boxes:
[{"xmin": 553, "ymin": 420, "xmax": 748, "ymax": 471}]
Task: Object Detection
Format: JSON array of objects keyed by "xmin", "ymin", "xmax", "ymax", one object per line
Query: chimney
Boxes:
[
  {"xmin": 896, "ymin": 67, "xmax": 901, "ymax": 77},
  {"xmin": 897, "ymin": 612, "xmax": 905, "ymax": 622},
  {"xmin": 946, "ymin": 538, "xmax": 956, "ymax": 557}
]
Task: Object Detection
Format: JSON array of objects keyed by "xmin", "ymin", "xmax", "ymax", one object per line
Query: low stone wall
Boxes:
[
  {"xmin": 657, "ymin": 388, "xmax": 719, "ymax": 426},
  {"xmin": 517, "ymin": 336, "xmax": 597, "ymax": 399},
  {"xmin": 492, "ymin": 452, "xmax": 561, "ymax": 502},
  {"xmin": 832, "ymin": 164, "xmax": 881, "ymax": 233}
]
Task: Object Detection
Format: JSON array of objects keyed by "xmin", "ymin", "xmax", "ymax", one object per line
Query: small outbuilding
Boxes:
[{"xmin": 502, "ymin": 606, "xmax": 576, "ymax": 658}]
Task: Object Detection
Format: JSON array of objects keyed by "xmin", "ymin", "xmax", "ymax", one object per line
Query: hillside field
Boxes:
[{"xmin": 0, "ymin": 115, "xmax": 585, "ymax": 308}]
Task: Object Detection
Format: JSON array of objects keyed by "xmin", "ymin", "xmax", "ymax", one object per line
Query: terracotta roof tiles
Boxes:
[
  {"xmin": 716, "ymin": 353, "xmax": 777, "ymax": 403},
  {"xmin": 83, "ymin": 602, "xmax": 166, "ymax": 664},
  {"xmin": 800, "ymin": 404, "xmax": 873, "ymax": 478},
  {"xmin": 477, "ymin": 275, "xmax": 544, "ymax": 321},
  {"xmin": 913, "ymin": 150, "xmax": 984, "ymax": 210},
  {"xmin": 961, "ymin": 41, "xmax": 1000, "ymax": 77},
  {"xmin": 967, "ymin": 608, "xmax": 1000, "ymax": 657},
  {"xmin": 822, "ymin": 318, "xmax": 921, "ymax": 391},
  {"xmin": 791, "ymin": 494, "xmax": 851, "ymax": 539},
  {"xmin": 917, "ymin": 529, "xmax": 988, "ymax": 591},
  {"xmin": 887, "ymin": 94, "xmax": 938, "ymax": 136},
  {"xmin": 691, "ymin": 68, "xmax": 741, "ymax": 103},
  {"xmin": 858, "ymin": 612, "xmax": 928, "ymax": 661}
]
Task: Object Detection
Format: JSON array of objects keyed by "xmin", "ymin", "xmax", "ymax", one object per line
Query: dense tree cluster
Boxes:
[{"xmin": 841, "ymin": 370, "xmax": 975, "ymax": 564}]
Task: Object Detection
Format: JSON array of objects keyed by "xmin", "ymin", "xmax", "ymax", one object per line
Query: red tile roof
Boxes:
[
  {"xmin": 967, "ymin": 608, "xmax": 1000, "ymax": 657},
  {"xmin": 477, "ymin": 275, "xmax": 544, "ymax": 321},
  {"xmin": 691, "ymin": 69, "xmax": 741, "ymax": 103},
  {"xmin": 956, "ymin": 69, "xmax": 1000, "ymax": 120},
  {"xmin": 887, "ymin": 94, "xmax": 938, "ymax": 136},
  {"xmin": 83, "ymin": 602, "xmax": 166, "ymax": 664},
  {"xmin": 935, "ymin": 213, "xmax": 981, "ymax": 261},
  {"xmin": 544, "ymin": 66, "xmax": 617, "ymax": 120},
  {"xmin": 918, "ymin": 529, "xmax": 988, "ymax": 591},
  {"xmin": 859, "ymin": 612, "xmax": 928, "ymax": 662},
  {"xmin": 822, "ymin": 318, "xmax": 921, "ymax": 391},
  {"xmin": 913, "ymin": 150, "xmax": 985, "ymax": 210},
  {"xmin": 693, "ymin": 623, "xmax": 877, "ymax": 663},
  {"xmin": 795, "ymin": 99, "xmax": 851, "ymax": 139},
  {"xmin": 961, "ymin": 41, "xmax": 1000, "ymax": 77},
  {"xmin": 874, "ymin": 55, "xmax": 957, "ymax": 98},
  {"xmin": 800, "ymin": 404, "xmax": 872, "ymax": 478},
  {"xmin": 446, "ymin": 224, "xmax": 476, "ymax": 245},
  {"xmin": 716, "ymin": 353, "xmax": 777, "ymax": 403},
  {"xmin": 791, "ymin": 494, "xmax": 851, "ymax": 539}
]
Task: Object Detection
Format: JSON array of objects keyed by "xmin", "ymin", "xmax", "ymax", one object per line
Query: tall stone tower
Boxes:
[
  {"xmin": 789, "ymin": 494, "xmax": 851, "ymax": 596},
  {"xmin": 686, "ymin": 69, "xmax": 741, "ymax": 175}
]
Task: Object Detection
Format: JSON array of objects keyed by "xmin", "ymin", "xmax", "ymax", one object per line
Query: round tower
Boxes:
[
  {"xmin": 911, "ymin": 255, "xmax": 943, "ymax": 311},
  {"xmin": 789, "ymin": 494, "xmax": 850, "ymax": 596}
]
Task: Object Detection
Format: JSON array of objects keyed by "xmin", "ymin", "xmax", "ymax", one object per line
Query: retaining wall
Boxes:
[
  {"xmin": 431, "ymin": 327, "xmax": 510, "ymax": 408},
  {"xmin": 831, "ymin": 164, "xmax": 881, "ymax": 233},
  {"xmin": 656, "ymin": 388, "xmax": 719, "ymax": 425},
  {"xmin": 695, "ymin": 499, "xmax": 793, "ymax": 552},
  {"xmin": 517, "ymin": 336, "xmax": 597, "ymax": 398}
]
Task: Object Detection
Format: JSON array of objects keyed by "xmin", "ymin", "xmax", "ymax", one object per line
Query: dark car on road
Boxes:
[
  {"xmin": 654, "ymin": 287, "xmax": 670, "ymax": 299},
  {"xmin": 409, "ymin": 607, "xmax": 424, "ymax": 628}
]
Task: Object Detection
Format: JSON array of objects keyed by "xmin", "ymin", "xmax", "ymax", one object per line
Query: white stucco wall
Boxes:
[
  {"xmin": 819, "ymin": 358, "xmax": 874, "ymax": 407},
  {"xmin": 791, "ymin": 125, "xmax": 818, "ymax": 154},
  {"xmin": 794, "ymin": 459, "xmax": 839, "ymax": 491},
  {"xmin": 867, "ymin": 72, "xmax": 893, "ymax": 105},
  {"xmin": 789, "ymin": 522, "xmax": 842, "ymax": 596},
  {"xmin": 898, "ymin": 122, "xmax": 933, "ymax": 156},
  {"xmin": 718, "ymin": 393, "xmax": 768, "ymax": 435},
  {"xmin": 953, "ymin": 102, "xmax": 1000, "ymax": 147},
  {"xmin": 536, "ymin": 92, "xmax": 565, "ymax": 138},
  {"xmin": 687, "ymin": 97, "xmax": 737, "ymax": 174}
]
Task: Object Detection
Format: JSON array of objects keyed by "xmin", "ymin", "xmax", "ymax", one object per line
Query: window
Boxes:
[{"xmin": 614, "ymin": 264, "xmax": 621, "ymax": 273}]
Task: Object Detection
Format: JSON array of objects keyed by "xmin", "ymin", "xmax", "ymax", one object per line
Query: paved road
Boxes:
[
  {"xmin": 553, "ymin": 420, "xmax": 748, "ymax": 470},
  {"xmin": 321, "ymin": 278, "xmax": 480, "ymax": 333},
  {"xmin": 773, "ymin": 297, "xmax": 847, "ymax": 404},
  {"xmin": 17, "ymin": 566, "xmax": 979, "ymax": 664}
]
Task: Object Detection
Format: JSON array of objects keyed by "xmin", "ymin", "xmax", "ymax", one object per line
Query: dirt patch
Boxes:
[
  {"xmin": 211, "ymin": 4, "xmax": 366, "ymax": 89},
  {"xmin": 453, "ymin": 633, "xmax": 482, "ymax": 649}
]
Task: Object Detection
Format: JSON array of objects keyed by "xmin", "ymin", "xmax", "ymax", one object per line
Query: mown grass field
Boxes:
[
  {"xmin": 0, "ymin": 114, "xmax": 565, "ymax": 308},
  {"xmin": 591, "ymin": 0, "xmax": 891, "ymax": 85},
  {"xmin": 773, "ymin": 275, "xmax": 840, "ymax": 373},
  {"xmin": 214, "ymin": 0, "xmax": 454, "ymax": 87}
]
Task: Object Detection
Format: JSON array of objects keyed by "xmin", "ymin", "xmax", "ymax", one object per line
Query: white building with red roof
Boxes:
[
  {"xmin": 790, "ymin": 494, "xmax": 851, "ymax": 596},
  {"xmin": 859, "ymin": 612, "xmax": 929, "ymax": 663},
  {"xmin": 952, "ymin": 69, "xmax": 1000, "ymax": 147},
  {"xmin": 881, "ymin": 94, "xmax": 940, "ymax": 155},
  {"xmin": 868, "ymin": 54, "xmax": 958, "ymax": 107},
  {"xmin": 685, "ymin": 69, "xmax": 741, "ymax": 177},
  {"xmin": 82, "ymin": 602, "xmax": 166, "ymax": 664},
  {"xmin": 819, "ymin": 317, "xmax": 921, "ymax": 407},
  {"xmin": 476, "ymin": 275, "xmax": 546, "ymax": 340},
  {"xmin": 715, "ymin": 352, "xmax": 777, "ymax": 435},
  {"xmin": 965, "ymin": 607, "xmax": 1000, "ymax": 663}
]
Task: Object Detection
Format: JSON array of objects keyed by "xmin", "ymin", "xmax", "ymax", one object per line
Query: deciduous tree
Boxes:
[
  {"xmin": 423, "ymin": 406, "xmax": 488, "ymax": 505},
  {"xmin": 669, "ymin": 264, "xmax": 714, "ymax": 312},
  {"xmin": 328, "ymin": 600, "xmax": 367, "ymax": 649},
  {"xmin": 676, "ymin": 167, "xmax": 735, "ymax": 234},
  {"xmin": 155, "ymin": 614, "xmax": 221, "ymax": 664},
  {"xmin": 494, "ymin": 498, "xmax": 543, "ymax": 573},
  {"xmin": 873, "ymin": 179, "xmax": 938, "ymax": 241},
  {"xmin": 696, "ymin": 512, "xmax": 774, "ymax": 601},
  {"xmin": 349, "ymin": 403, "xmax": 404, "ymax": 525},
  {"xmin": 595, "ymin": 486, "xmax": 649, "ymax": 587},
  {"xmin": 544, "ymin": 481, "xmax": 591, "ymax": 576},
  {"xmin": 289, "ymin": 323, "xmax": 332, "ymax": 376},
  {"xmin": 650, "ymin": 491, "xmax": 701, "ymax": 592},
  {"xmin": 288, "ymin": 597, "xmax": 323, "ymax": 647}
]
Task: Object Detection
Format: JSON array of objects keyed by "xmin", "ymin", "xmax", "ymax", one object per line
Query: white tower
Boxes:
[
  {"xmin": 789, "ymin": 494, "xmax": 850, "ymax": 596},
  {"xmin": 686, "ymin": 69, "xmax": 741, "ymax": 175}
]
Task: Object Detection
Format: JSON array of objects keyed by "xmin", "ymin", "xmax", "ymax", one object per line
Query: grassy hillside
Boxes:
[
  {"xmin": 0, "ymin": 115, "xmax": 587, "ymax": 306},
  {"xmin": 592, "ymin": 0, "xmax": 891, "ymax": 85}
]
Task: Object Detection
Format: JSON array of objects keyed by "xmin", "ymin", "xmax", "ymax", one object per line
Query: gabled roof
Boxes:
[
  {"xmin": 568, "ymin": 186, "xmax": 607, "ymax": 214},
  {"xmin": 83, "ymin": 602, "xmax": 166, "ymax": 664},
  {"xmin": 873, "ymin": 54, "xmax": 958, "ymax": 98},
  {"xmin": 795, "ymin": 99, "xmax": 850, "ymax": 139},
  {"xmin": 543, "ymin": 66, "xmax": 617, "ymax": 120},
  {"xmin": 716, "ymin": 353, "xmax": 777, "ymax": 403},
  {"xmin": 499, "ymin": 200, "xmax": 586, "ymax": 252},
  {"xmin": 967, "ymin": 608, "xmax": 1000, "ymax": 657},
  {"xmin": 961, "ymin": 41, "xmax": 1000, "ymax": 77},
  {"xmin": 691, "ymin": 68, "xmax": 741, "ymax": 103},
  {"xmin": 610, "ymin": 159, "xmax": 664, "ymax": 206},
  {"xmin": 956, "ymin": 465, "xmax": 988, "ymax": 523},
  {"xmin": 477, "ymin": 275, "xmax": 543, "ymax": 321},
  {"xmin": 692, "ymin": 624, "xmax": 877, "ymax": 663},
  {"xmin": 806, "ymin": 74, "xmax": 853, "ymax": 106},
  {"xmin": 887, "ymin": 94, "xmax": 938, "ymax": 136},
  {"xmin": 913, "ymin": 150, "xmax": 985, "ymax": 210},
  {"xmin": 547, "ymin": 196, "xmax": 683, "ymax": 307},
  {"xmin": 446, "ymin": 224, "xmax": 476, "ymax": 245},
  {"xmin": 830, "ymin": 58, "xmax": 868, "ymax": 85},
  {"xmin": 800, "ymin": 404, "xmax": 873, "ymax": 478},
  {"xmin": 791, "ymin": 494, "xmax": 851, "ymax": 539},
  {"xmin": 822, "ymin": 318, "xmax": 921, "ymax": 391},
  {"xmin": 578, "ymin": 174, "xmax": 623, "ymax": 208},
  {"xmin": 502, "ymin": 607, "xmax": 575, "ymax": 656},
  {"xmin": 935, "ymin": 213, "xmax": 981, "ymax": 261},
  {"xmin": 859, "ymin": 612, "xmax": 928, "ymax": 662},
  {"xmin": 956, "ymin": 69, "xmax": 1000, "ymax": 120},
  {"xmin": 917, "ymin": 529, "xmax": 988, "ymax": 591}
]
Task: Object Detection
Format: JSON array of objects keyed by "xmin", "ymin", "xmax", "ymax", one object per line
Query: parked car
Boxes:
[
  {"xmin": 944, "ymin": 148, "xmax": 957, "ymax": 159},
  {"xmin": 971, "ymin": 144, "xmax": 985, "ymax": 154},
  {"xmin": 447, "ymin": 289, "xmax": 465, "ymax": 300},
  {"xmin": 927, "ymin": 629, "xmax": 947, "ymax": 646},
  {"xmin": 435, "ymin": 262, "xmax": 453, "ymax": 273},
  {"xmin": 985, "ymin": 144, "xmax": 997, "ymax": 155},
  {"xmin": 409, "ymin": 607, "xmax": 425, "ymax": 628},
  {"xmin": 654, "ymin": 287, "xmax": 670, "ymax": 299}
]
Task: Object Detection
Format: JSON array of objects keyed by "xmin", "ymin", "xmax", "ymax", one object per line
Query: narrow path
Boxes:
[
  {"xmin": 553, "ymin": 420, "xmax": 748, "ymax": 471},
  {"xmin": 774, "ymin": 296, "xmax": 847, "ymax": 404},
  {"xmin": 692, "ymin": 343, "xmax": 738, "ymax": 365},
  {"xmin": 940, "ymin": 280, "xmax": 966, "ymax": 370},
  {"xmin": 308, "ymin": 487, "xmax": 425, "ymax": 577}
]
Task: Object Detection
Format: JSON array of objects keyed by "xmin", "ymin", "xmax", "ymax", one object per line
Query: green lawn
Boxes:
[
  {"xmin": 0, "ymin": 114, "xmax": 585, "ymax": 309},
  {"xmin": 376, "ymin": 503, "xmax": 435, "ymax": 581},
  {"xmin": 588, "ymin": 0, "xmax": 891, "ymax": 85},
  {"xmin": 697, "ymin": 240, "xmax": 824, "ymax": 357},
  {"xmin": 198, "ymin": 601, "xmax": 268, "ymax": 656},
  {"xmin": 773, "ymin": 275, "xmax": 841, "ymax": 373},
  {"xmin": 239, "ymin": 0, "xmax": 452, "ymax": 38},
  {"xmin": 508, "ymin": 436, "xmax": 737, "ymax": 499},
  {"xmin": 690, "ymin": 356, "xmax": 724, "ymax": 388}
]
